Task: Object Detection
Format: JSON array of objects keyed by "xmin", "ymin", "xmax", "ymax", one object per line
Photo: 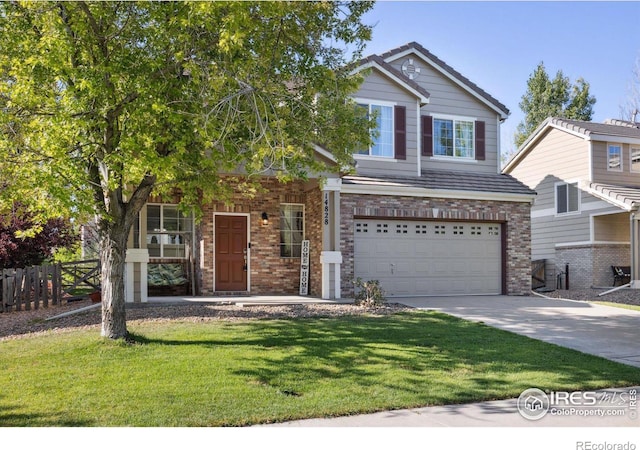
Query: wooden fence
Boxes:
[
  {"xmin": 1, "ymin": 264, "xmax": 62, "ymax": 312},
  {"xmin": 1, "ymin": 259, "xmax": 100, "ymax": 313},
  {"xmin": 531, "ymin": 259, "xmax": 546, "ymax": 290}
]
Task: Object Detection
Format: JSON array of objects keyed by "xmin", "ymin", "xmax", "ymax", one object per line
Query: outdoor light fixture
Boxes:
[{"xmin": 261, "ymin": 212, "xmax": 269, "ymax": 226}]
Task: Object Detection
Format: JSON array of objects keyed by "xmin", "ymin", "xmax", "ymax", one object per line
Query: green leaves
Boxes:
[
  {"xmin": 515, "ymin": 62, "xmax": 596, "ymax": 148},
  {"xmin": 2, "ymin": 1, "xmax": 373, "ymax": 218}
]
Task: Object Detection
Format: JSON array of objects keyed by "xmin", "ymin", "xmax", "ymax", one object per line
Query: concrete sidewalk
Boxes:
[{"xmin": 268, "ymin": 386, "xmax": 639, "ymax": 427}]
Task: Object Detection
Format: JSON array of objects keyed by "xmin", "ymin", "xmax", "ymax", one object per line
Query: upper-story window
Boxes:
[
  {"xmin": 433, "ymin": 117, "xmax": 474, "ymax": 158},
  {"xmin": 555, "ymin": 182, "xmax": 580, "ymax": 215},
  {"xmin": 356, "ymin": 101, "xmax": 394, "ymax": 158},
  {"xmin": 607, "ymin": 144, "xmax": 622, "ymax": 171},
  {"xmin": 631, "ymin": 147, "xmax": 640, "ymax": 172},
  {"xmin": 422, "ymin": 115, "xmax": 485, "ymax": 161}
]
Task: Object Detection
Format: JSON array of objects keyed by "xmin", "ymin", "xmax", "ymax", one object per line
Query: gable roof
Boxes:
[
  {"xmin": 378, "ymin": 42, "xmax": 510, "ymax": 119},
  {"xmin": 504, "ymin": 117, "xmax": 640, "ymax": 173},
  {"xmin": 353, "ymin": 54, "xmax": 430, "ymax": 105}
]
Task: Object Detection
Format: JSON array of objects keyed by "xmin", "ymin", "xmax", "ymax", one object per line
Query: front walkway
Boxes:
[{"xmin": 146, "ymin": 295, "xmax": 351, "ymax": 307}]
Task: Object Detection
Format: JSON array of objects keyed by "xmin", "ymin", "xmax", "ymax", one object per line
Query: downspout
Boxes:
[
  {"xmin": 496, "ymin": 115, "xmax": 501, "ymax": 173},
  {"xmin": 588, "ymin": 141, "xmax": 594, "ymax": 182},
  {"xmin": 631, "ymin": 209, "xmax": 639, "ymax": 288},
  {"xmin": 417, "ymin": 100, "xmax": 422, "ymax": 177}
]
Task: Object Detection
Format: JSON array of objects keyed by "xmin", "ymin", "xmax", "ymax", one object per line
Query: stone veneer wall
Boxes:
[
  {"xmin": 593, "ymin": 244, "xmax": 630, "ymax": 287},
  {"xmin": 554, "ymin": 245, "xmax": 592, "ymax": 290},
  {"xmin": 199, "ymin": 178, "xmax": 322, "ymax": 295},
  {"xmin": 555, "ymin": 243, "xmax": 630, "ymax": 289},
  {"xmin": 339, "ymin": 194, "xmax": 532, "ymax": 296}
]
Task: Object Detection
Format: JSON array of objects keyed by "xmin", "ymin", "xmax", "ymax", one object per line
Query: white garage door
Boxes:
[{"xmin": 354, "ymin": 219, "xmax": 502, "ymax": 296}]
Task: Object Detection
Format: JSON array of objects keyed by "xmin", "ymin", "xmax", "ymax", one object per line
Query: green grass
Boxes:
[{"xmin": 2, "ymin": 310, "xmax": 640, "ymax": 426}]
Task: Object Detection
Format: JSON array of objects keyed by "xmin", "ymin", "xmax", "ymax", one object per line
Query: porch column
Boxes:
[
  {"xmin": 125, "ymin": 249, "xmax": 150, "ymax": 302},
  {"xmin": 320, "ymin": 178, "xmax": 342, "ymax": 299},
  {"xmin": 631, "ymin": 212, "xmax": 640, "ymax": 288}
]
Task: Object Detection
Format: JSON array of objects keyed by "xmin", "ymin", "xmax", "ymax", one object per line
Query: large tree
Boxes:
[
  {"xmin": 620, "ymin": 53, "xmax": 640, "ymax": 122},
  {"xmin": 0, "ymin": 1, "xmax": 373, "ymax": 339},
  {"xmin": 514, "ymin": 62, "xmax": 596, "ymax": 147}
]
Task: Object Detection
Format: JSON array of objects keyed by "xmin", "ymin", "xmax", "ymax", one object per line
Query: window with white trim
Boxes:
[
  {"xmin": 556, "ymin": 182, "xmax": 580, "ymax": 215},
  {"xmin": 433, "ymin": 117, "xmax": 474, "ymax": 158},
  {"xmin": 356, "ymin": 102, "xmax": 394, "ymax": 158},
  {"xmin": 608, "ymin": 144, "xmax": 622, "ymax": 171},
  {"xmin": 146, "ymin": 205, "xmax": 193, "ymax": 258},
  {"xmin": 280, "ymin": 204, "xmax": 304, "ymax": 257},
  {"xmin": 631, "ymin": 147, "xmax": 640, "ymax": 172}
]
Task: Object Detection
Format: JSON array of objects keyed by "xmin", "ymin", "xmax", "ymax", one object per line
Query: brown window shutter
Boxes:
[
  {"xmin": 475, "ymin": 120, "xmax": 485, "ymax": 161},
  {"xmin": 394, "ymin": 105, "xmax": 406, "ymax": 160},
  {"xmin": 421, "ymin": 115, "xmax": 433, "ymax": 156}
]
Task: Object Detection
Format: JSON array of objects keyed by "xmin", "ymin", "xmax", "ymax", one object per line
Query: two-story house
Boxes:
[
  {"xmin": 123, "ymin": 42, "xmax": 535, "ymax": 302},
  {"xmin": 503, "ymin": 117, "xmax": 640, "ymax": 289}
]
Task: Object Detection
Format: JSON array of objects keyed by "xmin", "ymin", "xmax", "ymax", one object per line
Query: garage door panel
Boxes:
[
  {"xmin": 354, "ymin": 219, "xmax": 502, "ymax": 297},
  {"xmin": 414, "ymin": 263, "xmax": 429, "ymax": 276},
  {"xmin": 429, "ymin": 242, "xmax": 450, "ymax": 258},
  {"xmin": 372, "ymin": 261, "xmax": 392, "ymax": 277}
]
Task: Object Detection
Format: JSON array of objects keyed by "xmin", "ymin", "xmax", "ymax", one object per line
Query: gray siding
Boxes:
[
  {"xmin": 399, "ymin": 60, "xmax": 501, "ymax": 174},
  {"xmin": 354, "ymin": 52, "xmax": 505, "ymax": 178},
  {"xmin": 592, "ymin": 141, "xmax": 640, "ymax": 187},
  {"xmin": 353, "ymin": 71, "xmax": 419, "ymax": 177}
]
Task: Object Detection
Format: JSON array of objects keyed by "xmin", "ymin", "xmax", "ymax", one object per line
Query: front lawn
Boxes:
[{"xmin": 2, "ymin": 310, "xmax": 640, "ymax": 426}]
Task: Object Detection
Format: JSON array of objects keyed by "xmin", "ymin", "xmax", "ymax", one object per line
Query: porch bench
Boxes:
[
  {"xmin": 611, "ymin": 266, "xmax": 631, "ymax": 286},
  {"xmin": 148, "ymin": 263, "xmax": 190, "ymax": 296}
]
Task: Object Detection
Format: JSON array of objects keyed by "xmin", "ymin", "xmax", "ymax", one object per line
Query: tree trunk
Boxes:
[
  {"xmin": 99, "ymin": 223, "xmax": 130, "ymax": 339},
  {"xmin": 94, "ymin": 173, "xmax": 156, "ymax": 339}
]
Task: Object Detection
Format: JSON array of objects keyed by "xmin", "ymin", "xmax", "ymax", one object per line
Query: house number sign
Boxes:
[
  {"xmin": 299, "ymin": 240, "xmax": 310, "ymax": 295},
  {"xmin": 323, "ymin": 191, "xmax": 330, "ymax": 226}
]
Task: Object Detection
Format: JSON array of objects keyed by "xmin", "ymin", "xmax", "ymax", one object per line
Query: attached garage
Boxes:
[{"xmin": 354, "ymin": 219, "xmax": 503, "ymax": 296}]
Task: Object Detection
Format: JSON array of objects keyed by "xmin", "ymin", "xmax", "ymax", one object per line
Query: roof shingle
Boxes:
[{"xmin": 343, "ymin": 169, "xmax": 536, "ymax": 196}]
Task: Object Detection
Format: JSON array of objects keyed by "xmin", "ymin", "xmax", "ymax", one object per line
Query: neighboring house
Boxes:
[
  {"xmin": 124, "ymin": 42, "xmax": 535, "ymax": 302},
  {"xmin": 503, "ymin": 117, "xmax": 640, "ymax": 289}
]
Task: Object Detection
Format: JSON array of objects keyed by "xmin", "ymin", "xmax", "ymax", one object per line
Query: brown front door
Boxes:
[{"xmin": 215, "ymin": 215, "xmax": 248, "ymax": 291}]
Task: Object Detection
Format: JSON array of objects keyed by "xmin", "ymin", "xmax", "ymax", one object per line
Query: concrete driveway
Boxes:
[{"xmin": 397, "ymin": 295, "xmax": 640, "ymax": 368}]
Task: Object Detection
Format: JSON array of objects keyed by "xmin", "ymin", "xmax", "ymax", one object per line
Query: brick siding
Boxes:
[
  {"xmin": 195, "ymin": 180, "xmax": 532, "ymax": 297},
  {"xmin": 556, "ymin": 243, "xmax": 630, "ymax": 289},
  {"xmin": 199, "ymin": 178, "xmax": 322, "ymax": 296}
]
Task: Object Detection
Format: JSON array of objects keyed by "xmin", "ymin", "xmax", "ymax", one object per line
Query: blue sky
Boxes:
[{"xmin": 359, "ymin": 1, "xmax": 640, "ymax": 156}]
